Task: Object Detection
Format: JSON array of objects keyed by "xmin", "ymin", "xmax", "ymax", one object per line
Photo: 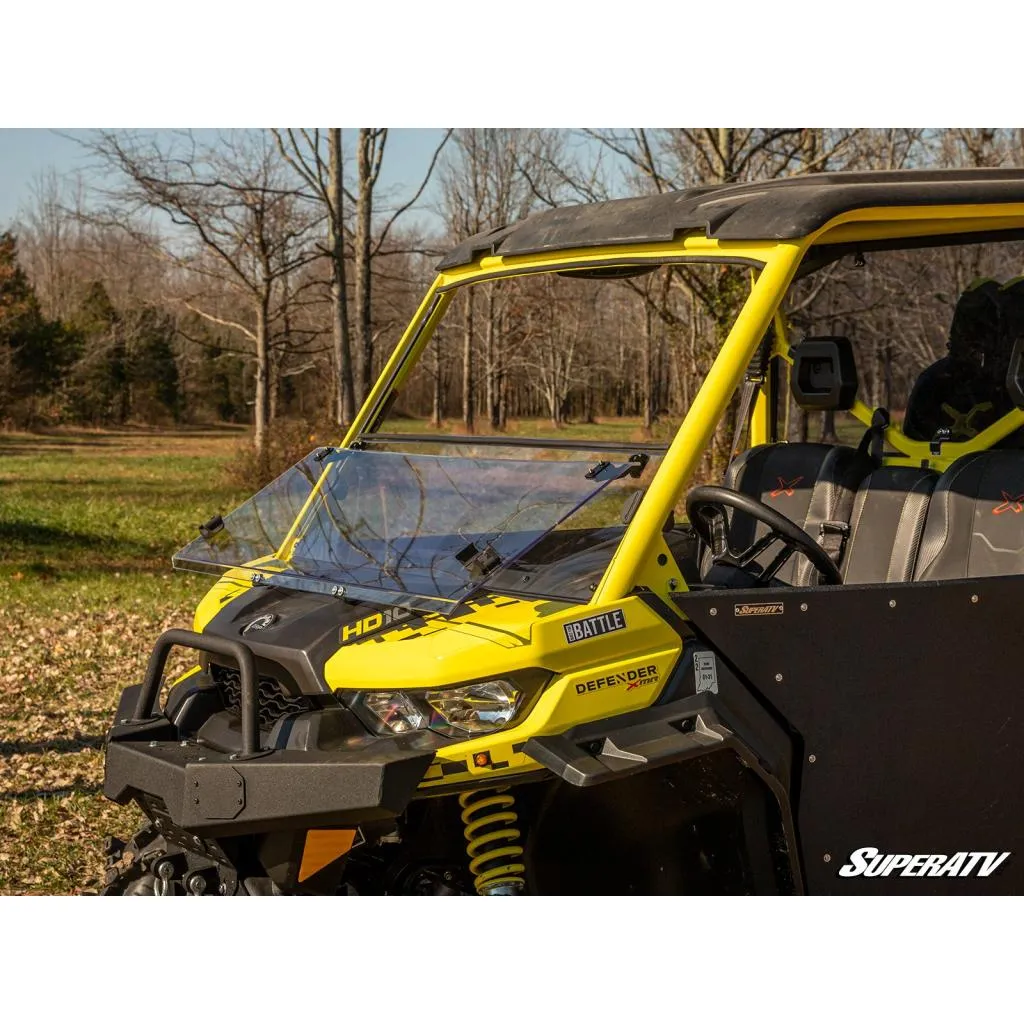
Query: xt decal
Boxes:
[
  {"xmin": 993, "ymin": 490, "xmax": 1024, "ymax": 515},
  {"xmin": 769, "ymin": 476, "xmax": 803, "ymax": 498}
]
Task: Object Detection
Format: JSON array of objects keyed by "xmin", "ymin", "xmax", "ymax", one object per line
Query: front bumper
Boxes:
[
  {"xmin": 104, "ymin": 711, "xmax": 435, "ymax": 838},
  {"xmin": 103, "ymin": 627, "xmax": 437, "ymax": 838}
]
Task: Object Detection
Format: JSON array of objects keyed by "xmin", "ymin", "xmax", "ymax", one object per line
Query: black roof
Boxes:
[{"xmin": 436, "ymin": 168, "xmax": 1024, "ymax": 271}]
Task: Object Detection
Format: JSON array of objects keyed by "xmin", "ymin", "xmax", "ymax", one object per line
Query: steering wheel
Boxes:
[{"xmin": 685, "ymin": 485, "xmax": 843, "ymax": 586}]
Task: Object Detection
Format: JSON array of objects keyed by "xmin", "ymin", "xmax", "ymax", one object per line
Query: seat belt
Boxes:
[
  {"xmin": 817, "ymin": 409, "xmax": 890, "ymax": 570},
  {"xmin": 856, "ymin": 407, "xmax": 890, "ymax": 466},
  {"xmin": 817, "ymin": 520, "xmax": 850, "ymax": 565},
  {"xmin": 727, "ymin": 331, "xmax": 774, "ymax": 469},
  {"xmin": 730, "ymin": 379, "xmax": 759, "ymax": 459}
]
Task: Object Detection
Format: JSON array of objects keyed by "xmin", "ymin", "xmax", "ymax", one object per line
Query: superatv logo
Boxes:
[
  {"xmin": 734, "ymin": 602, "xmax": 784, "ymax": 617},
  {"xmin": 576, "ymin": 664, "xmax": 658, "ymax": 695},
  {"xmin": 839, "ymin": 847, "xmax": 1011, "ymax": 879},
  {"xmin": 340, "ymin": 606, "xmax": 418, "ymax": 644},
  {"xmin": 563, "ymin": 609, "xmax": 626, "ymax": 644}
]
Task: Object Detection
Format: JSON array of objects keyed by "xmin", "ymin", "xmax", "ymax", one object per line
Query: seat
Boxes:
[
  {"xmin": 706, "ymin": 442, "xmax": 871, "ymax": 586},
  {"xmin": 914, "ymin": 450, "xmax": 1024, "ymax": 580},
  {"xmin": 904, "ymin": 278, "xmax": 1024, "ymax": 447},
  {"xmin": 840, "ymin": 466, "xmax": 938, "ymax": 583}
]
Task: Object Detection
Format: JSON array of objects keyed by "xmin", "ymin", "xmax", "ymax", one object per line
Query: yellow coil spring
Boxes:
[{"xmin": 458, "ymin": 788, "xmax": 525, "ymax": 894}]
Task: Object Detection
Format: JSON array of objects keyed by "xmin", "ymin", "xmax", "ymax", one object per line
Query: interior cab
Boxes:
[{"xmin": 691, "ymin": 277, "xmax": 1024, "ymax": 592}]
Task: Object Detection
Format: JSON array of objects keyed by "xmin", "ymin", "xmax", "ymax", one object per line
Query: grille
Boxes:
[{"xmin": 210, "ymin": 663, "xmax": 311, "ymax": 730}]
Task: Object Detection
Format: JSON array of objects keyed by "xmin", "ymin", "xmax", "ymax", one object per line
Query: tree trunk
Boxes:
[
  {"xmin": 254, "ymin": 300, "xmax": 270, "ymax": 455},
  {"xmin": 822, "ymin": 409, "xmax": 837, "ymax": 443},
  {"xmin": 884, "ymin": 340, "xmax": 893, "ymax": 409},
  {"xmin": 642, "ymin": 300, "xmax": 654, "ymax": 430},
  {"xmin": 354, "ymin": 129, "xmax": 374, "ymax": 403},
  {"xmin": 485, "ymin": 286, "xmax": 501, "ymax": 428},
  {"xmin": 462, "ymin": 289, "xmax": 475, "ymax": 430},
  {"xmin": 269, "ymin": 350, "xmax": 280, "ymax": 423},
  {"xmin": 497, "ymin": 366, "xmax": 507, "ymax": 429},
  {"xmin": 329, "ymin": 129, "xmax": 356, "ymax": 426},
  {"xmin": 430, "ymin": 332, "xmax": 444, "ymax": 427}
]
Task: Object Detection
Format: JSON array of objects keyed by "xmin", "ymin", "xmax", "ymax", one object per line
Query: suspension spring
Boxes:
[{"xmin": 458, "ymin": 788, "xmax": 525, "ymax": 895}]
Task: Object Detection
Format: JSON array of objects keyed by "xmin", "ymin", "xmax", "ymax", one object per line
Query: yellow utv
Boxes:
[{"xmin": 103, "ymin": 169, "xmax": 1024, "ymax": 894}]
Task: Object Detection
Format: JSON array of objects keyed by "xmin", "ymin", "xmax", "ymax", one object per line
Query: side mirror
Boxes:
[{"xmin": 791, "ymin": 336, "xmax": 859, "ymax": 410}]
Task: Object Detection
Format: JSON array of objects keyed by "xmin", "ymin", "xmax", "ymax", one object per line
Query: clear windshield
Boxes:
[{"xmin": 173, "ymin": 448, "xmax": 636, "ymax": 614}]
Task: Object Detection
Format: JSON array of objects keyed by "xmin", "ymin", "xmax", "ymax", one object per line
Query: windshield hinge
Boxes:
[
  {"xmin": 199, "ymin": 514, "xmax": 224, "ymax": 541},
  {"xmin": 628, "ymin": 453, "xmax": 649, "ymax": 477},
  {"xmin": 455, "ymin": 542, "xmax": 502, "ymax": 578}
]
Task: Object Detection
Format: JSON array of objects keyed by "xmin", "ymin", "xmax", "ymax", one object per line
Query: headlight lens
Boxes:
[
  {"xmin": 349, "ymin": 679, "xmax": 523, "ymax": 737},
  {"xmin": 355, "ymin": 691, "xmax": 429, "ymax": 735},
  {"xmin": 425, "ymin": 679, "xmax": 522, "ymax": 736}
]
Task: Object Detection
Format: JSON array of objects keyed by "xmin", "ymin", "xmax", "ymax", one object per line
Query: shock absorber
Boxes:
[{"xmin": 458, "ymin": 788, "xmax": 525, "ymax": 895}]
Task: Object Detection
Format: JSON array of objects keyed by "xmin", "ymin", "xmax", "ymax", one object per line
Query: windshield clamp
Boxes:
[
  {"xmin": 456, "ymin": 542, "xmax": 502, "ymax": 579},
  {"xmin": 586, "ymin": 460, "xmax": 612, "ymax": 480},
  {"xmin": 627, "ymin": 453, "xmax": 649, "ymax": 478},
  {"xmin": 199, "ymin": 514, "xmax": 224, "ymax": 541}
]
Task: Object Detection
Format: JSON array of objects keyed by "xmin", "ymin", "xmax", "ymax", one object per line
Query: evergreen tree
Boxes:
[
  {"xmin": 0, "ymin": 232, "xmax": 74, "ymax": 423},
  {"xmin": 126, "ymin": 306, "xmax": 179, "ymax": 421},
  {"xmin": 67, "ymin": 280, "xmax": 126, "ymax": 423}
]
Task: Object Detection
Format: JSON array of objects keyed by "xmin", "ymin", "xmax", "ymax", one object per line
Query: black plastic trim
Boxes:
[
  {"xmin": 437, "ymin": 169, "xmax": 1024, "ymax": 270},
  {"xmin": 136, "ymin": 629, "xmax": 261, "ymax": 757},
  {"xmin": 354, "ymin": 432, "xmax": 669, "ymax": 454}
]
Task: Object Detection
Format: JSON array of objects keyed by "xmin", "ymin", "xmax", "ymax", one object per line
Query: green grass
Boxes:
[
  {"xmin": 383, "ymin": 413, "xmax": 659, "ymax": 445},
  {"xmin": 0, "ymin": 428, "xmax": 247, "ymax": 893}
]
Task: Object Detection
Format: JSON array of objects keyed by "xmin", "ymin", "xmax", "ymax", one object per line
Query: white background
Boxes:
[{"xmin": 1, "ymin": 0, "xmax": 1018, "ymax": 1016}]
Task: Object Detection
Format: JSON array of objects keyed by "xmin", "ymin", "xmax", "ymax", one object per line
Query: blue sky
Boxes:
[{"xmin": 0, "ymin": 128, "xmax": 451, "ymax": 231}]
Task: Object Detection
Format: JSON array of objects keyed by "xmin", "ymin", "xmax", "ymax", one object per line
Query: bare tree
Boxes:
[
  {"xmin": 353, "ymin": 129, "xmax": 452, "ymax": 400},
  {"xmin": 272, "ymin": 129, "xmax": 356, "ymax": 426},
  {"xmin": 273, "ymin": 127, "xmax": 451, "ymax": 421},
  {"xmin": 80, "ymin": 129, "xmax": 321, "ymax": 453},
  {"xmin": 439, "ymin": 129, "xmax": 562, "ymax": 428}
]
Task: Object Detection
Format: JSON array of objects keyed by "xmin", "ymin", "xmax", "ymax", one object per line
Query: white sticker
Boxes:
[{"xmin": 693, "ymin": 651, "xmax": 719, "ymax": 695}]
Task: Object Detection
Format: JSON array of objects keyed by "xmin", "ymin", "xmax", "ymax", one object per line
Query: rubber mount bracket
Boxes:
[{"xmin": 190, "ymin": 765, "xmax": 246, "ymax": 820}]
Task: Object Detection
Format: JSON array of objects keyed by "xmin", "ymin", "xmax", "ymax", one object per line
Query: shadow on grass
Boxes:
[
  {"xmin": 2, "ymin": 783, "xmax": 103, "ymax": 800},
  {"xmin": 0, "ymin": 520, "xmax": 162, "ymax": 560},
  {"xmin": 0, "ymin": 735, "xmax": 106, "ymax": 756},
  {"xmin": 0, "ymin": 426, "xmax": 248, "ymax": 454}
]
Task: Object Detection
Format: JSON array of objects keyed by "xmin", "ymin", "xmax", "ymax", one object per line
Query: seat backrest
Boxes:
[
  {"xmin": 903, "ymin": 279, "xmax": 1009, "ymax": 443},
  {"xmin": 711, "ymin": 442, "xmax": 870, "ymax": 585},
  {"xmin": 914, "ymin": 450, "xmax": 1024, "ymax": 581},
  {"xmin": 841, "ymin": 466, "xmax": 938, "ymax": 584}
]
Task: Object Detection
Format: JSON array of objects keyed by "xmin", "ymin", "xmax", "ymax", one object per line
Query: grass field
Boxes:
[
  {"xmin": 0, "ymin": 427, "xmax": 250, "ymax": 894},
  {"xmin": 0, "ymin": 418, "xmax": 660, "ymax": 894}
]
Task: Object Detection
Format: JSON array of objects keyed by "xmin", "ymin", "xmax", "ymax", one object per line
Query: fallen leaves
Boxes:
[{"xmin": 0, "ymin": 594, "xmax": 195, "ymax": 894}]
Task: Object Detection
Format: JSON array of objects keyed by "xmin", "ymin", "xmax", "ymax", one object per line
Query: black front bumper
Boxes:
[
  {"xmin": 103, "ymin": 628, "xmax": 436, "ymax": 839},
  {"xmin": 105, "ymin": 715, "xmax": 435, "ymax": 838}
]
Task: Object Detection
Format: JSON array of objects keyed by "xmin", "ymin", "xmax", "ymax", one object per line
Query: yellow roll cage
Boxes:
[{"xmin": 331, "ymin": 201, "xmax": 1024, "ymax": 606}]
